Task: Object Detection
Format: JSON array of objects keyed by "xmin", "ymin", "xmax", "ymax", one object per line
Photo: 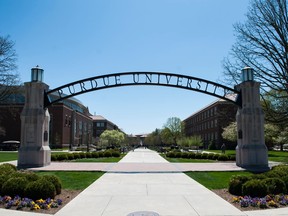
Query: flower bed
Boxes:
[
  {"xmin": 232, "ymin": 194, "xmax": 288, "ymax": 209},
  {"xmin": 0, "ymin": 195, "xmax": 62, "ymax": 211}
]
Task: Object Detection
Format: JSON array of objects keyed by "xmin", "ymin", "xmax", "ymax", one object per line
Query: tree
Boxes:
[
  {"xmin": 162, "ymin": 117, "xmax": 184, "ymax": 145},
  {"xmin": 222, "ymin": 121, "xmax": 284, "ymax": 150},
  {"xmin": 0, "ymin": 35, "xmax": 19, "ymax": 102},
  {"xmin": 222, "ymin": 122, "xmax": 237, "ymax": 142},
  {"xmin": 99, "ymin": 130, "xmax": 125, "ymax": 149},
  {"xmin": 160, "ymin": 127, "xmax": 174, "ymax": 146},
  {"xmin": 222, "ymin": 0, "xmax": 288, "ymax": 125},
  {"xmin": 178, "ymin": 136, "xmax": 203, "ymax": 152},
  {"xmin": 145, "ymin": 129, "xmax": 162, "ymax": 148}
]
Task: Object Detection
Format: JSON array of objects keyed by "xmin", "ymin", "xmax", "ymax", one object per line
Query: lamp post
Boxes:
[
  {"xmin": 241, "ymin": 66, "xmax": 254, "ymax": 82},
  {"xmin": 31, "ymin": 65, "xmax": 44, "ymax": 82}
]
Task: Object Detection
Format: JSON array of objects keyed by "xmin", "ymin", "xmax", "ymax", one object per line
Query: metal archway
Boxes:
[{"xmin": 44, "ymin": 72, "xmax": 241, "ymax": 107}]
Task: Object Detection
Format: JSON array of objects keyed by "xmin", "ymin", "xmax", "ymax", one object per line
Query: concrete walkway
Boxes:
[{"xmin": 1, "ymin": 149, "xmax": 287, "ymax": 215}]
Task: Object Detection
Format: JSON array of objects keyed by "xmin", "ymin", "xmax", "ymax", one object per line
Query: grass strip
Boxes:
[
  {"xmin": 0, "ymin": 152, "xmax": 18, "ymax": 162},
  {"xmin": 36, "ymin": 171, "xmax": 104, "ymax": 190},
  {"xmin": 185, "ymin": 171, "xmax": 252, "ymax": 189}
]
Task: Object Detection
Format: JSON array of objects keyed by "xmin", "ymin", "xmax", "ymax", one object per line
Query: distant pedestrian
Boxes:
[{"xmin": 221, "ymin": 143, "xmax": 226, "ymax": 154}]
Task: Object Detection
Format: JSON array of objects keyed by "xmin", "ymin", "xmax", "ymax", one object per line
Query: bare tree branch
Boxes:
[{"xmin": 222, "ymin": 0, "xmax": 288, "ymax": 125}]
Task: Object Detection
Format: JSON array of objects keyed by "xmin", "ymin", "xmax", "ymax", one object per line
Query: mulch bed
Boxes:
[{"xmin": 0, "ymin": 189, "xmax": 82, "ymax": 214}]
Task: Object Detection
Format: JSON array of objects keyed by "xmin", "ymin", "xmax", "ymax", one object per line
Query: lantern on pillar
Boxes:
[
  {"xmin": 31, "ymin": 66, "xmax": 44, "ymax": 82},
  {"xmin": 241, "ymin": 67, "xmax": 254, "ymax": 82}
]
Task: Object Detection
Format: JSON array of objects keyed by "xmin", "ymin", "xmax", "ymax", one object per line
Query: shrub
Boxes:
[
  {"xmin": 175, "ymin": 152, "xmax": 182, "ymax": 158},
  {"xmin": 51, "ymin": 154, "xmax": 58, "ymax": 161},
  {"xmin": 98, "ymin": 151, "xmax": 104, "ymax": 157},
  {"xmin": 25, "ymin": 178, "xmax": 56, "ymax": 200},
  {"xmin": 67, "ymin": 153, "xmax": 75, "ymax": 160},
  {"xmin": 272, "ymin": 165, "xmax": 288, "ymax": 173},
  {"xmin": 72, "ymin": 153, "xmax": 81, "ymax": 159},
  {"xmin": 41, "ymin": 175, "xmax": 62, "ymax": 195},
  {"xmin": 57, "ymin": 154, "xmax": 68, "ymax": 161},
  {"xmin": 91, "ymin": 152, "xmax": 99, "ymax": 158},
  {"xmin": 111, "ymin": 150, "xmax": 120, "ymax": 157},
  {"xmin": 228, "ymin": 175, "xmax": 251, "ymax": 196},
  {"xmin": 85, "ymin": 152, "xmax": 93, "ymax": 158},
  {"xmin": 264, "ymin": 170, "xmax": 287, "ymax": 178},
  {"xmin": 24, "ymin": 172, "xmax": 39, "ymax": 182},
  {"xmin": 79, "ymin": 152, "xmax": 86, "ymax": 159},
  {"xmin": 252, "ymin": 173, "xmax": 267, "ymax": 180},
  {"xmin": 9, "ymin": 171, "xmax": 39, "ymax": 182},
  {"xmin": 188, "ymin": 152, "xmax": 196, "ymax": 159},
  {"xmin": 2, "ymin": 177, "xmax": 28, "ymax": 197},
  {"xmin": 166, "ymin": 152, "xmax": 174, "ymax": 158},
  {"xmin": 0, "ymin": 174, "xmax": 9, "ymax": 194},
  {"xmin": 195, "ymin": 153, "xmax": 202, "ymax": 159},
  {"xmin": 242, "ymin": 179, "xmax": 268, "ymax": 197},
  {"xmin": 201, "ymin": 153, "xmax": 209, "ymax": 159},
  {"xmin": 207, "ymin": 153, "xmax": 215, "ymax": 160},
  {"xmin": 228, "ymin": 155, "xmax": 236, "ymax": 161},
  {"xmin": 218, "ymin": 154, "xmax": 229, "ymax": 161},
  {"xmin": 0, "ymin": 163, "xmax": 17, "ymax": 175},
  {"xmin": 181, "ymin": 152, "xmax": 189, "ymax": 159},
  {"xmin": 262, "ymin": 178, "xmax": 287, "ymax": 194},
  {"xmin": 212, "ymin": 154, "xmax": 220, "ymax": 160},
  {"xmin": 281, "ymin": 175, "xmax": 288, "ymax": 191},
  {"xmin": 104, "ymin": 151, "xmax": 112, "ymax": 157}
]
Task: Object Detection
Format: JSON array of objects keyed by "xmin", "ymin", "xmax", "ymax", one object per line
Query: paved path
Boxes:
[{"xmin": 1, "ymin": 149, "xmax": 287, "ymax": 216}]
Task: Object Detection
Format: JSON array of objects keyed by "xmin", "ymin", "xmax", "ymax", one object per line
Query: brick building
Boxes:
[
  {"xmin": 0, "ymin": 86, "xmax": 93, "ymax": 149},
  {"xmin": 183, "ymin": 95, "xmax": 238, "ymax": 149},
  {"xmin": 90, "ymin": 115, "xmax": 119, "ymax": 142}
]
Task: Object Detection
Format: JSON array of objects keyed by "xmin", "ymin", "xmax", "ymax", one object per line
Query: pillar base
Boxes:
[
  {"xmin": 236, "ymin": 144, "xmax": 269, "ymax": 173},
  {"xmin": 17, "ymin": 146, "xmax": 51, "ymax": 169}
]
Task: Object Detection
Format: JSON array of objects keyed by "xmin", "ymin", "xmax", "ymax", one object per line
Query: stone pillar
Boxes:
[
  {"xmin": 235, "ymin": 67, "xmax": 269, "ymax": 172},
  {"xmin": 18, "ymin": 67, "xmax": 51, "ymax": 168}
]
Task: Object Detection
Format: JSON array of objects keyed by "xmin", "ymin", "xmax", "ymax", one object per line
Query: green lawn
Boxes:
[
  {"xmin": 185, "ymin": 171, "xmax": 253, "ymax": 189},
  {"xmin": 205, "ymin": 150, "xmax": 236, "ymax": 156},
  {"xmin": 36, "ymin": 171, "xmax": 104, "ymax": 190},
  {"xmin": 161, "ymin": 154, "xmax": 214, "ymax": 163},
  {"xmin": 206, "ymin": 150, "xmax": 288, "ymax": 163},
  {"xmin": 0, "ymin": 152, "xmax": 18, "ymax": 162},
  {"xmin": 268, "ymin": 151, "xmax": 288, "ymax": 163}
]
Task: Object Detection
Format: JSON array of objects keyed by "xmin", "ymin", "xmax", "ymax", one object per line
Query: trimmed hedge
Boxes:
[
  {"xmin": 51, "ymin": 150, "xmax": 121, "ymax": 161},
  {"xmin": 25, "ymin": 178, "xmax": 56, "ymax": 200},
  {"xmin": 165, "ymin": 151, "xmax": 234, "ymax": 161},
  {"xmin": 242, "ymin": 179, "xmax": 268, "ymax": 197},
  {"xmin": 229, "ymin": 165, "xmax": 288, "ymax": 197},
  {"xmin": 41, "ymin": 175, "xmax": 62, "ymax": 195},
  {"xmin": 1, "ymin": 177, "xmax": 29, "ymax": 197},
  {"xmin": 228, "ymin": 175, "xmax": 251, "ymax": 196},
  {"xmin": 0, "ymin": 163, "xmax": 61, "ymax": 200}
]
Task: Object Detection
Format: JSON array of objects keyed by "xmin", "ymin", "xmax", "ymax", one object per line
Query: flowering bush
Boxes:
[
  {"xmin": 232, "ymin": 194, "xmax": 288, "ymax": 208},
  {"xmin": 0, "ymin": 195, "xmax": 62, "ymax": 211}
]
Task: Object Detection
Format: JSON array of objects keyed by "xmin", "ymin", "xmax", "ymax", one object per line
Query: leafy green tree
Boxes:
[
  {"xmin": 145, "ymin": 129, "xmax": 162, "ymax": 148},
  {"xmin": 160, "ymin": 127, "xmax": 174, "ymax": 146},
  {"xmin": 178, "ymin": 136, "xmax": 203, "ymax": 152},
  {"xmin": 275, "ymin": 127, "xmax": 288, "ymax": 151},
  {"xmin": 264, "ymin": 123, "xmax": 279, "ymax": 149},
  {"xmin": 222, "ymin": 121, "xmax": 285, "ymax": 150},
  {"xmin": 99, "ymin": 130, "xmax": 125, "ymax": 149},
  {"xmin": 162, "ymin": 117, "xmax": 184, "ymax": 145},
  {"xmin": 222, "ymin": 0, "xmax": 288, "ymax": 124}
]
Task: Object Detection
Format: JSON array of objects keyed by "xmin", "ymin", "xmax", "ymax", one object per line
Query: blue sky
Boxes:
[{"xmin": 0, "ymin": 0, "xmax": 249, "ymax": 135}]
